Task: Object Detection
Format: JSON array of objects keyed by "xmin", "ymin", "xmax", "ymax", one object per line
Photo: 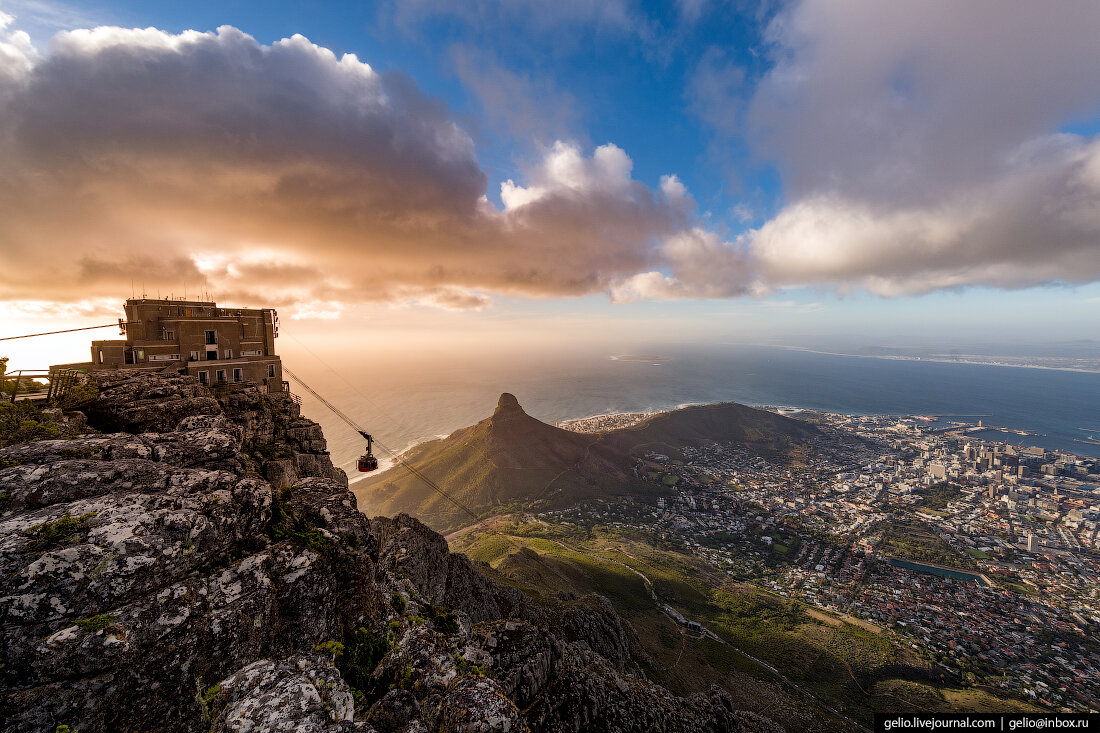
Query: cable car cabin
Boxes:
[{"xmin": 357, "ymin": 430, "xmax": 378, "ymax": 472}]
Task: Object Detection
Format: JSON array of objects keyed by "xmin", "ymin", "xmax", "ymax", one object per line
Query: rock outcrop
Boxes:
[{"xmin": 0, "ymin": 372, "xmax": 760, "ymax": 732}]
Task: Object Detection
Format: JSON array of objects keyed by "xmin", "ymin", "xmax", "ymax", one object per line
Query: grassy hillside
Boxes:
[
  {"xmin": 605, "ymin": 401, "xmax": 822, "ymax": 464},
  {"xmin": 356, "ymin": 394, "xmax": 822, "ymax": 532},
  {"xmin": 449, "ymin": 517, "xmax": 1040, "ymax": 730},
  {"xmin": 355, "ymin": 393, "xmax": 639, "ymax": 531}
]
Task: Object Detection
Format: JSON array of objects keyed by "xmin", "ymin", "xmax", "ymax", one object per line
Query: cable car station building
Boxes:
[{"xmin": 57, "ymin": 298, "xmax": 285, "ymax": 393}]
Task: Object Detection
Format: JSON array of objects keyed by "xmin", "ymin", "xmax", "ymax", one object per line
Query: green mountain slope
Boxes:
[
  {"xmin": 355, "ymin": 393, "xmax": 823, "ymax": 531},
  {"xmin": 354, "ymin": 393, "xmax": 636, "ymax": 531},
  {"xmin": 450, "ymin": 518, "xmax": 1042, "ymax": 730},
  {"xmin": 605, "ymin": 401, "xmax": 822, "ymax": 464}
]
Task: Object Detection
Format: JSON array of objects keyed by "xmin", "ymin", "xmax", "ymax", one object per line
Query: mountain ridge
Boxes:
[{"xmin": 356, "ymin": 393, "xmax": 821, "ymax": 531}]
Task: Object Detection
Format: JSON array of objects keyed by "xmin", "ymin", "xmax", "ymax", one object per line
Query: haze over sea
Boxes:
[{"xmin": 281, "ymin": 343, "xmax": 1100, "ymax": 482}]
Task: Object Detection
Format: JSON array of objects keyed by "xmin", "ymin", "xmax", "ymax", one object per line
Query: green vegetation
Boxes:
[
  {"xmin": 882, "ymin": 518, "xmax": 975, "ymax": 569},
  {"xmin": 452, "ymin": 516, "xmax": 1037, "ymax": 729},
  {"xmin": 29, "ymin": 512, "xmax": 97, "ymax": 549},
  {"xmin": 0, "ymin": 401, "xmax": 62, "ymax": 447},
  {"xmin": 392, "ymin": 663, "xmax": 414, "ymax": 691},
  {"xmin": 964, "ymin": 548, "xmax": 991, "ymax": 560},
  {"xmin": 75, "ymin": 614, "xmax": 114, "ymax": 633},
  {"xmin": 914, "ymin": 482, "xmax": 963, "ymax": 511},
  {"xmin": 390, "ymin": 592, "xmax": 406, "ymax": 613},
  {"xmin": 252, "ymin": 441, "xmax": 295, "ymax": 460},
  {"xmin": 423, "ymin": 603, "xmax": 459, "ymax": 633},
  {"xmin": 315, "ymin": 640, "xmax": 345, "ymax": 660},
  {"xmin": 454, "ymin": 653, "xmax": 486, "ymax": 677},
  {"xmin": 719, "ymin": 592, "xmax": 805, "ymax": 629},
  {"xmin": 0, "ymin": 358, "xmax": 47, "ymax": 398},
  {"xmin": 60, "ymin": 446, "xmax": 101, "ymax": 460},
  {"xmin": 54, "ymin": 383, "xmax": 99, "ymax": 410},
  {"xmin": 195, "ymin": 682, "xmax": 224, "ymax": 724},
  {"xmin": 267, "ymin": 487, "xmax": 349, "ymax": 570},
  {"xmin": 339, "ymin": 626, "xmax": 392, "ymax": 695}
]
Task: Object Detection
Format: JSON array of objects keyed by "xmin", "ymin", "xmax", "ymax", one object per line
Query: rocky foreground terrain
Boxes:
[{"xmin": 0, "ymin": 371, "xmax": 774, "ymax": 732}]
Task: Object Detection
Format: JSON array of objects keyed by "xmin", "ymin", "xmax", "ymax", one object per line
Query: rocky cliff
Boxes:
[{"xmin": 0, "ymin": 372, "xmax": 767, "ymax": 732}]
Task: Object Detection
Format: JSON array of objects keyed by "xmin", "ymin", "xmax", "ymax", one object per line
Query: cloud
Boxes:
[
  {"xmin": 9, "ymin": 8, "xmax": 1094, "ymax": 311},
  {"xmin": 0, "ymin": 24, "xmax": 710, "ymax": 310},
  {"xmin": 288, "ymin": 301, "xmax": 345, "ymax": 320},
  {"xmin": 755, "ymin": 299, "xmax": 824, "ymax": 313},
  {"xmin": 393, "ymin": 287, "xmax": 493, "ymax": 311},
  {"xmin": 0, "ymin": 298, "xmax": 119, "ymax": 321},
  {"xmin": 449, "ymin": 44, "xmax": 577, "ymax": 141},
  {"xmin": 610, "ymin": 228, "xmax": 756, "ymax": 301},
  {"xmin": 736, "ymin": 0, "xmax": 1100, "ymax": 295},
  {"xmin": 687, "ymin": 46, "xmax": 745, "ymax": 134},
  {"xmin": 750, "ymin": 136, "xmax": 1100, "ymax": 295},
  {"xmin": 0, "ymin": 11, "xmax": 37, "ymax": 94}
]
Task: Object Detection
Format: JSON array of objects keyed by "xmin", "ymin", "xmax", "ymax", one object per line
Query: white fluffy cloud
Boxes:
[
  {"xmin": 740, "ymin": 0, "xmax": 1100, "ymax": 295},
  {"xmin": 752, "ymin": 135, "xmax": 1100, "ymax": 294},
  {"xmin": 611, "ymin": 228, "xmax": 756, "ymax": 301},
  {"xmin": 5, "ymin": 5, "xmax": 1098, "ymax": 310}
]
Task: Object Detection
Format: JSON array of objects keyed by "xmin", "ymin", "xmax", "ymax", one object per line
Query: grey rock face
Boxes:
[
  {"xmin": 373, "ymin": 513, "xmax": 529, "ymax": 624},
  {"xmin": 84, "ymin": 370, "xmax": 222, "ymax": 433},
  {"xmin": 212, "ymin": 653, "xmax": 375, "ymax": 732},
  {"xmin": 1, "ymin": 371, "xmax": 759, "ymax": 733},
  {"xmin": 0, "ymin": 374, "xmax": 377, "ymax": 732}
]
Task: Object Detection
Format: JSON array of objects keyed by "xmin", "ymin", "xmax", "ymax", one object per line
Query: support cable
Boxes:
[
  {"xmin": 0, "ymin": 324, "xmax": 119, "ymax": 341},
  {"xmin": 282, "ymin": 365, "xmax": 479, "ymax": 522}
]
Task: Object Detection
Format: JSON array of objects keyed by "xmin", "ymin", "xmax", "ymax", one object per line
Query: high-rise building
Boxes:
[{"xmin": 1026, "ymin": 533, "xmax": 1038, "ymax": 553}]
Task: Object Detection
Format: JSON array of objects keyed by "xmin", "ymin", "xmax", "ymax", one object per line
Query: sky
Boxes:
[{"xmin": 2, "ymin": 0, "xmax": 1100, "ymax": 369}]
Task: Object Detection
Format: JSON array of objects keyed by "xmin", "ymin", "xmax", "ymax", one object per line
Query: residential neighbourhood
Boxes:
[{"xmin": 548, "ymin": 410, "xmax": 1100, "ymax": 711}]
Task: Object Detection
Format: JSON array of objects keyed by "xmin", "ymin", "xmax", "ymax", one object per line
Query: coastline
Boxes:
[{"xmin": 770, "ymin": 344, "xmax": 1100, "ymax": 375}]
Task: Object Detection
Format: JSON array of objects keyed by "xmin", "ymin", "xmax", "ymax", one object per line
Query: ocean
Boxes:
[{"xmin": 280, "ymin": 343, "xmax": 1100, "ymax": 480}]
